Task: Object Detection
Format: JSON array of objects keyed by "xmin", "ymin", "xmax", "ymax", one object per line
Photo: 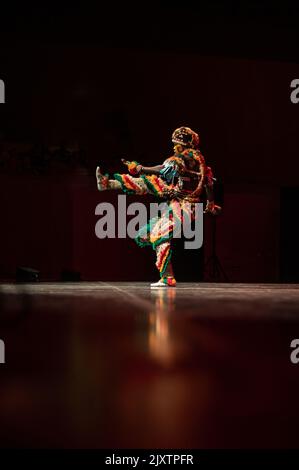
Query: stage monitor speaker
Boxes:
[
  {"xmin": 172, "ymin": 237, "xmax": 204, "ymax": 282},
  {"xmin": 280, "ymin": 187, "xmax": 299, "ymax": 282},
  {"xmin": 16, "ymin": 266, "xmax": 39, "ymax": 283},
  {"xmin": 61, "ymin": 270, "xmax": 81, "ymax": 282}
]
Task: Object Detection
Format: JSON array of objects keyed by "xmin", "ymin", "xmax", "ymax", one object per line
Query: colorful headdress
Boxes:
[{"xmin": 171, "ymin": 127, "xmax": 200, "ymax": 149}]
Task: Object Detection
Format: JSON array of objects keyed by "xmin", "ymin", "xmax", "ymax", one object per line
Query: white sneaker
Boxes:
[
  {"xmin": 96, "ymin": 166, "xmax": 109, "ymax": 191},
  {"xmin": 150, "ymin": 277, "xmax": 176, "ymax": 288}
]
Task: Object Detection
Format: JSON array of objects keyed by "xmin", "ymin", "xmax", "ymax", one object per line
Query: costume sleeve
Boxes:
[
  {"xmin": 204, "ymin": 166, "xmax": 215, "ymax": 202},
  {"xmin": 204, "ymin": 166, "xmax": 214, "ymax": 187}
]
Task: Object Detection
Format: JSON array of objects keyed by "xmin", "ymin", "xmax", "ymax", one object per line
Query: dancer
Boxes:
[{"xmin": 96, "ymin": 126, "xmax": 221, "ymax": 287}]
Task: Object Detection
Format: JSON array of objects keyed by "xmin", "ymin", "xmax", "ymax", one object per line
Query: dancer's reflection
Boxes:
[{"xmin": 148, "ymin": 288, "xmax": 177, "ymax": 365}]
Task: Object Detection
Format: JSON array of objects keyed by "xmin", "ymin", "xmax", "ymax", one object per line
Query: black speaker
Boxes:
[
  {"xmin": 280, "ymin": 187, "xmax": 299, "ymax": 282},
  {"xmin": 172, "ymin": 238, "xmax": 204, "ymax": 282},
  {"xmin": 61, "ymin": 270, "xmax": 81, "ymax": 282},
  {"xmin": 16, "ymin": 266, "xmax": 39, "ymax": 283}
]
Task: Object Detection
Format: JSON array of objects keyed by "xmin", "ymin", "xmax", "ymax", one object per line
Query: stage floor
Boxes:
[{"xmin": 1, "ymin": 282, "xmax": 299, "ymax": 448}]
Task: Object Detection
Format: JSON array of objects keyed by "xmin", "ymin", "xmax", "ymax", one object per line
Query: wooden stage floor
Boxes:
[{"xmin": 0, "ymin": 282, "xmax": 299, "ymax": 448}]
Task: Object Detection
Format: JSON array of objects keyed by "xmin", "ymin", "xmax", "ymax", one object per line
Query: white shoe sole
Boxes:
[{"xmin": 150, "ymin": 282, "xmax": 176, "ymax": 288}]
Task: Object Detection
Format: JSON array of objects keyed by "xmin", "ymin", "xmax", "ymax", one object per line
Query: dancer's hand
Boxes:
[
  {"xmin": 121, "ymin": 158, "xmax": 142, "ymax": 175},
  {"xmin": 204, "ymin": 201, "xmax": 222, "ymax": 215}
]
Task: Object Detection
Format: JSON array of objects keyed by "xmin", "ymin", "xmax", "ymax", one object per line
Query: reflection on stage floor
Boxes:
[{"xmin": 0, "ymin": 282, "xmax": 299, "ymax": 448}]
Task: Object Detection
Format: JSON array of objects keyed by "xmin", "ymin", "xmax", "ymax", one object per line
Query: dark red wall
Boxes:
[
  {"xmin": 0, "ymin": 173, "xmax": 280, "ymax": 282},
  {"xmin": 0, "ymin": 46, "xmax": 297, "ymax": 281}
]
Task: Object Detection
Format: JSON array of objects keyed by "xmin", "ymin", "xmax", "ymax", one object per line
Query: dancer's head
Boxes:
[{"xmin": 172, "ymin": 127, "xmax": 200, "ymax": 153}]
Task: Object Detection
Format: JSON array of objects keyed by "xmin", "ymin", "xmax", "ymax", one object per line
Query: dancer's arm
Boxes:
[
  {"xmin": 138, "ymin": 164, "xmax": 164, "ymax": 175},
  {"xmin": 205, "ymin": 181, "xmax": 215, "ymax": 203},
  {"xmin": 204, "ymin": 167, "xmax": 221, "ymax": 215},
  {"xmin": 121, "ymin": 159, "xmax": 164, "ymax": 176}
]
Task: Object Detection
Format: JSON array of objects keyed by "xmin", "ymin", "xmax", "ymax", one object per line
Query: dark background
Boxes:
[{"xmin": 0, "ymin": 1, "xmax": 299, "ymax": 282}]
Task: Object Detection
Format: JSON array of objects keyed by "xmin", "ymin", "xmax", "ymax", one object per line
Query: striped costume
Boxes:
[{"xmin": 96, "ymin": 127, "xmax": 219, "ymax": 287}]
